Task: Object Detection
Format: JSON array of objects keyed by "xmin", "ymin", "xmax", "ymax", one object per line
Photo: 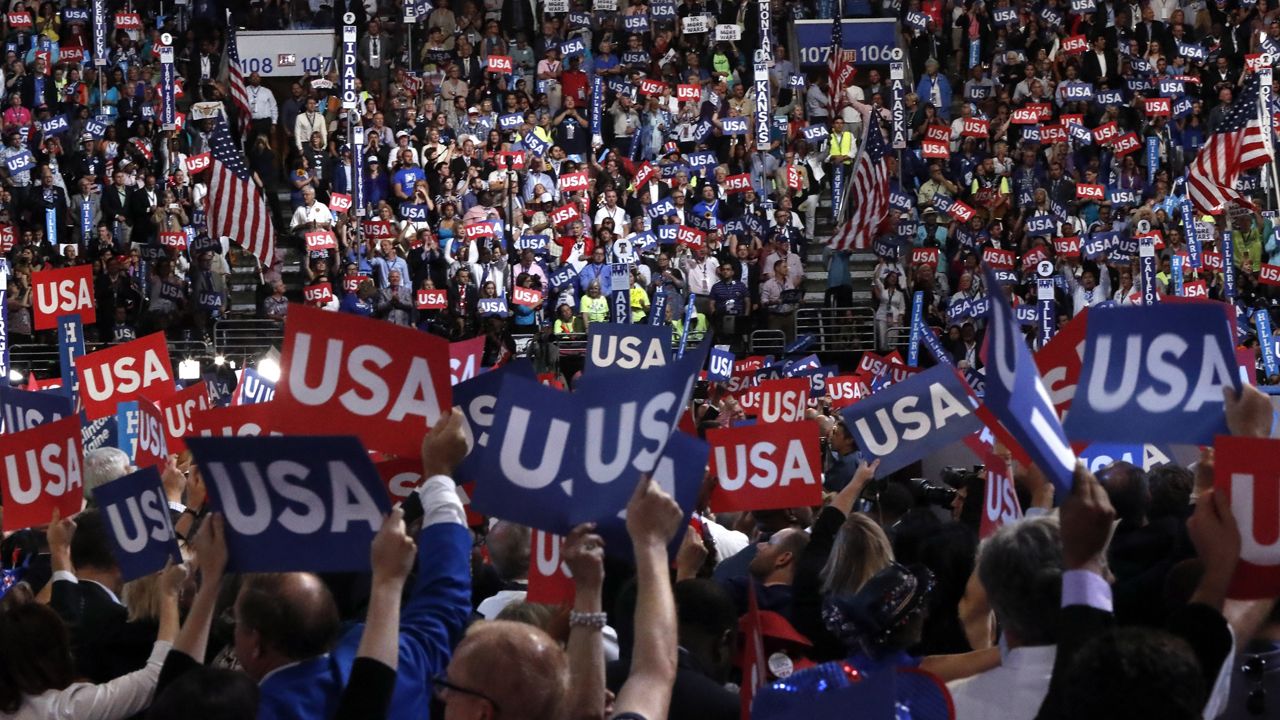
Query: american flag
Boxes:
[
  {"xmin": 827, "ymin": 14, "xmax": 846, "ymax": 115},
  {"xmin": 1186, "ymin": 73, "xmax": 1271, "ymax": 215},
  {"xmin": 206, "ymin": 119, "xmax": 275, "ymax": 269},
  {"xmin": 222, "ymin": 24, "xmax": 252, "ymax": 140},
  {"xmin": 828, "ymin": 116, "xmax": 891, "ymax": 251}
]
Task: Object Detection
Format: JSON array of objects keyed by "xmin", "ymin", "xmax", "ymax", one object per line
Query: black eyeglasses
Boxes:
[{"xmin": 432, "ymin": 675, "xmax": 502, "ymax": 713}]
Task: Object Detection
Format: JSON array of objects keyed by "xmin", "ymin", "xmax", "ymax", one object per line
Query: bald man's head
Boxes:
[
  {"xmin": 445, "ymin": 621, "xmax": 568, "ymax": 720},
  {"xmin": 234, "ymin": 573, "xmax": 340, "ymax": 680}
]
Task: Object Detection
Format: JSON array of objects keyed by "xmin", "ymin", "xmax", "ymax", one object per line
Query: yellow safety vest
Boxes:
[{"xmin": 829, "ymin": 131, "xmax": 853, "ymax": 160}]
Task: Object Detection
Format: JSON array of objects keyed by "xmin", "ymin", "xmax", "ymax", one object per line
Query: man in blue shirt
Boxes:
[
  {"xmin": 392, "ymin": 149, "xmax": 425, "ymax": 206},
  {"xmin": 578, "ymin": 246, "xmax": 612, "ymax": 295},
  {"xmin": 246, "ymin": 411, "xmax": 473, "ymax": 720},
  {"xmin": 708, "ymin": 261, "xmax": 751, "ymax": 348}
]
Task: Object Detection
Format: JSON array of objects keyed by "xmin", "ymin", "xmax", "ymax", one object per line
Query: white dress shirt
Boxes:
[
  {"xmin": 247, "ymin": 85, "xmax": 278, "ymax": 122},
  {"xmin": 947, "ymin": 644, "xmax": 1056, "ymax": 720}
]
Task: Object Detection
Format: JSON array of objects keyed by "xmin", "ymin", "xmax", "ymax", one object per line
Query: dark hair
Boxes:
[
  {"xmin": 147, "ymin": 667, "xmax": 260, "ymax": 719},
  {"xmin": 0, "ymin": 602, "xmax": 74, "ymax": 712},
  {"xmin": 1096, "ymin": 462, "xmax": 1150, "ymax": 530},
  {"xmin": 1147, "ymin": 465, "xmax": 1194, "ymax": 520},
  {"xmin": 70, "ymin": 510, "xmax": 119, "ymax": 572},
  {"xmin": 1064, "ymin": 628, "xmax": 1205, "ymax": 720},
  {"xmin": 674, "ymin": 579, "xmax": 737, "ymax": 641},
  {"xmin": 236, "ymin": 574, "xmax": 340, "ymax": 661}
]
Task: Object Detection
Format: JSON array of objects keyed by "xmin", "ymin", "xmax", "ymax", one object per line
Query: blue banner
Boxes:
[
  {"xmin": 452, "ymin": 360, "xmax": 537, "ymax": 486},
  {"xmin": 233, "ymin": 368, "xmax": 275, "ymax": 405},
  {"xmin": 93, "ymin": 466, "xmax": 181, "ymax": 582},
  {"xmin": 1222, "ymin": 227, "xmax": 1237, "ymax": 299},
  {"xmin": 839, "ymin": 365, "xmax": 983, "ymax": 477},
  {"xmin": 1146, "ymin": 136, "xmax": 1160, "ymax": 182},
  {"xmin": 611, "ymin": 287, "xmax": 630, "ymax": 323},
  {"xmin": 57, "ymin": 315, "xmax": 84, "ymax": 402},
  {"xmin": 981, "ymin": 266, "xmax": 1077, "ymax": 495},
  {"xmin": 650, "ymin": 290, "xmax": 669, "ymax": 326},
  {"xmin": 793, "ymin": 19, "xmax": 898, "ymax": 67},
  {"xmin": 187, "ymin": 435, "xmax": 392, "ymax": 572},
  {"xmin": 1171, "ymin": 253, "xmax": 1184, "ymax": 296},
  {"xmin": 919, "ymin": 324, "xmax": 953, "ymax": 367},
  {"xmin": 707, "ymin": 347, "xmax": 734, "ymax": 382},
  {"xmin": 754, "ymin": 68, "xmax": 771, "ymax": 150},
  {"xmin": 1062, "ymin": 304, "xmax": 1240, "ymax": 445},
  {"xmin": 1037, "ymin": 279, "xmax": 1057, "ymax": 346},
  {"xmin": 548, "ymin": 264, "xmax": 578, "ymax": 293},
  {"xmin": 968, "ymin": 38, "xmax": 980, "ymax": 68},
  {"xmin": 831, "ymin": 164, "xmax": 845, "ymax": 220},
  {"xmin": 678, "ymin": 294, "xmax": 696, "ymax": 358},
  {"xmin": 92, "ymin": 0, "xmax": 107, "ymax": 66},
  {"xmin": 79, "ymin": 199, "xmax": 92, "ymax": 239},
  {"xmin": 0, "ymin": 274, "xmax": 7, "ymax": 386},
  {"xmin": 586, "ymin": 323, "xmax": 671, "ymax": 372},
  {"xmin": 1078, "ymin": 443, "xmax": 1174, "ymax": 473},
  {"xmin": 472, "ymin": 345, "xmax": 706, "ymax": 533},
  {"xmin": 1182, "ymin": 196, "xmax": 1200, "ymax": 268},
  {"xmin": 160, "ymin": 48, "xmax": 176, "ymax": 128},
  {"xmin": 341, "ymin": 20, "xmax": 358, "ymax": 110},
  {"xmin": 1258, "ymin": 309, "xmax": 1278, "ymax": 379},
  {"xmin": 352, "ymin": 125, "xmax": 365, "ymax": 215},
  {"xmin": 907, "ymin": 291, "xmax": 924, "ymax": 367},
  {"xmin": 0, "ymin": 386, "xmax": 72, "ymax": 433},
  {"xmin": 593, "ymin": 431, "xmax": 707, "ymax": 560},
  {"xmin": 1140, "ymin": 236, "xmax": 1160, "ymax": 305}
]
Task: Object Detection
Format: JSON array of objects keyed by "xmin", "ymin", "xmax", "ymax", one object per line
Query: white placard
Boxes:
[
  {"xmin": 715, "ymin": 24, "xmax": 741, "ymax": 41},
  {"xmin": 682, "ymin": 15, "xmax": 708, "ymax": 33}
]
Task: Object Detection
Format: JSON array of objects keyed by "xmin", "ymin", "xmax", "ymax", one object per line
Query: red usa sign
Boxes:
[
  {"xmin": 912, "ymin": 246, "xmax": 940, "ymax": 267},
  {"xmin": 982, "ymin": 248, "xmax": 1016, "ymax": 269},
  {"xmin": 362, "ymin": 220, "xmax": 395, "ymax": 239},
  {"xmin": 527, "ymin": 530, "xmax": 575, "ymax": 605},
  {"xmin": 634, "ymin": 162, "xmax": 657, "ymax": 187},
  {"xmin": 0, "ymin": 416, "xmax": 84, "ymax": 531},
  {"xmin": 275, "ymin": 305, "xmax": 452, "ymax": 457},
  {"xmin": 6, "ymin": 12, "xmax": 32, "ymax": 27},
  {"xmin": 343, "ymin": 274, "xmax": 371, "ymax": 294},
  {"xmin": 827, "ymin": 374, "xmax": 872, "ymax": 409},
  {"xmin": 1054, "ymin": 236, "xmax": 1081, "ymax": 257},
  {"xmin": 32, "ymin": 265, "xmax": 96, "ymax": 330},
  {"xmin": 1076, "ymin": 183, "xmax": 1105, "ymax": 200},
  {"xmin": 1061, "ymin": 34, "xmax": 1088, "ymax": 54},
  {"xmin": 450, "ymin": 337, "xmax": 485, "ymax": 386},
  {"xmin": 1144, "ymin": 97, "xmax": 1171, "ymax": 116},
  {"xmin": 512, "ymin": 286, "xmax": 543, "ymax": 308},
  {"xmin": 1200, "ymin": 251, "xmax": 1224, "ymax": 271},
  {"xmin": 189, "ymin": 402, "xmax": 282, "ymax": 438},
  {"xmin": 925, "ymin": 125, "xmax": 950, "ymax": 142},
  {"xmin": 638, "ymin": 78, "xmax": 667, "ymax": 96},
  {"xmin": 1028, "ymin": 103, "xmax": 1052, "ymax": 120},
  {"xmin": 787, "ymin": 165, "xmax": 803, "ymax": 189},
  {"xmin": 417, "ymin": 288, "xmax": 447, "ymax": 310},
  {"xmin": 1040, "ymin": 124, "xmax": 1067, "ymax": 144},
  {"xmin": 550, "ymin": 203, "xmax": 580, "ymax": 227},
  {"xmin": 185, "ymin": 153, "xmax": 211, "ymax": 174},
  {"xmin": 1260, "ymin": 264, "xmax": 1280, "ymax": 286},
  {"xmin": 130, "ymin": 398, "xmax": 168, "ymax": 471},
  {"xmin": 727, "ymin": 356, "xmax": 767, "ymax": 393},
  {"xmin": 463, "ymin": 222, "xmax": 496, "ymax": 240},
  {"xmin": 304, "ymin": 283, "xmax": 334, "ymax": 304},
  {"xmin": 978, "ymin": 455, "xmax": 1023, "ymax": 539},
  {"xmin": 1182, "ymin": 280, "xmax": 1209, "ymax": 299},
  {"xmin": 559, "ymin": 171, "xmax": 589, "ymax": 192},
  {"xmin": 329, "ymin": 193, "xmax": 352, "ymax": 212},
  {"xmin": 960, "ymin": 118, "xmax": 989, "ymax": 137},
  {"xmin": 677, "ymin": 83, "xmax": 702, "ymax": 101},
  {"xmin": 1112, "ymin": 133, "xmax": 1141, "ymax": 156},
  {"xmin": 736, "ymin": 378, "xmax": 809, "ymax": 422},
  {"xmin": 1215, "ymin": 435, "xmax": 1280, "ymax": 599},
  {"xmin": 156, "ymin": 382, "xmax": 211, "ymax": 455},
  {"xmin": 921, "ymin": 140, "xmax": 950, "ymax": 158},
  {"xmin": 0, "ymin": 225, "xmax": 14, "ymax": 252},
  {"xmin": 724, "ymin": 173, "xmax": 752, "ymax": 193},
  {"xmin": 77, "ymin": 333, "xmax": 177, "ymax": 420},
  {"xmin": 1021, "ymin": 246, "xmax": 1049, "ymax": 273},
  {"xmin": 677, "ymin": 225, "xmax": 705, "ymax": 250},
  {"xmin": 1011, "ymin": 108, "xmax": 1039, "ymax": 124},
  {"xmin": 60, "ymin": 47, "xmax": 85, "ymax": 64},
  {"xmin": 1092, "ymin": 121, "xmax": 1119, "ymax": 144},
  {"xmin": 305, "ymin": 230, "xmax": 338, "ymax": 251},
  {"xmin": 707, "ymin": 421, "xmax": 822, "ymax": 513},
  {"xmin": 1246, "ymin": 54, "xmax": 1269, "ymax": 73},
  {"xmin": 114, "ymin": 12, "xmax": 143, "ymax": 29},
  {"xmin": 947, "ymin": 199, "xmax": 975, "ymax": 223},
  {"xmin": 376, "ymin": 457, "xmax": 423, "ymax": 503},
  {"xmin": 486, "ymin": 55, "xmax": 513, "ymax": 73},
  {"xmin": 159, "ymin": 231, "xmax": 187, "ymax": 249}
]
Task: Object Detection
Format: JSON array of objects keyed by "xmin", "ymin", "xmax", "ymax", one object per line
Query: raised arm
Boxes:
[
  {"xmin": 611, "ymin": 476, "xmax": 685, "ymax": 720},
  {"xmin": 562, "ymin": 523, "xmax": 608, "ymax": 720}
]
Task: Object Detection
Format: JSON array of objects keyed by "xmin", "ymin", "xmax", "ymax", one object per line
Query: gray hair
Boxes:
[
  {"xmin": 977, "ymin": 516, "xmax": 1064, "ymax": 647},
  {"xmin": 83, "ymin": 447, "xmax": 133, "ymax": 503},
  {"xmin": 487, "ymin": 521, "xmax": 531, "ymax": 583}
]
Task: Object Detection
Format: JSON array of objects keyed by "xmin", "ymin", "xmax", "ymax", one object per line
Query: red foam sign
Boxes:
[
  {"xmin": 1216, "ymin": 435, "xmax": 1280, "ymax": 599},
  {"xmin": 0, "ymin": 416, "xmax": 84, "ymax": 531},
  {"xmin": 417, "ymin": 288, "xmax": 447, "ymax": 310},
  {"xmin": 77, "ymin": 332, "xmax": 176, "ymax": 420},
  {"xmin": 707, "ymin": 421, "xmax": 823, "ymax": 512},
  {"xmin": 32, "ymin": 265, "xmax": 96, "ymax": 331},
  {"xmin": 304, "ymin": 283, "xmax": 334, "ymax": 305}
]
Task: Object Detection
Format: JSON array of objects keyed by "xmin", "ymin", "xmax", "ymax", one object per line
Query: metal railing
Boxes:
[
  {"xmin": 795, "ymin": 305, "xmax": 878, "ymax": 353},
  {"xmin": 749, "ymin": 330, "xmax": 786, "ymax": 354},
  {"xmin": 213, "ymin": 319, "xmax": 285, "ymax": 360},
  {"xmin": 885, "ymin": 325, "xmax": 913, "ymax": 352}
]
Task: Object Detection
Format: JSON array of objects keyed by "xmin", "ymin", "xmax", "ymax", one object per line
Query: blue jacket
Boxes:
[
  {"xmin": 257, "ymin": 522, "xmax": 472, "ymax": 720},
  {"xmin": 915, "ymin": 74, "xmax": 953, "ymax": 120}
]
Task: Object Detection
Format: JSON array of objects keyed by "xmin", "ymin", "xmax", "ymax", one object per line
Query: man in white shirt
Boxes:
[
  {"xmin": 245, "ymin": 72, "xmax": 278, "ymax": 148},
  {"xmin": 593, "ymin": 189, "xmax": 628, "ymax": 229},
  {"xmin": 293, "ymin": 97, "xmax": 326, "ymax": 150},
  {"xmin": 290, "ymin": 187, "xmax": 332, "ymax": 231},
  {"xmin": 948, "ymin": 517, "xmax": 1063, "ymax": 720}
]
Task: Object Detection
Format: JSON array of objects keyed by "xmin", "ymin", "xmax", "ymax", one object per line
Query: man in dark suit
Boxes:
[
  {"xmin": 100, "ymin": 169, "xmax": 134, "ymax": 242},
  {"xmin": 128, "ymin": 172, "xmax": 162, "ymax": 245},
  {"xmin": 455, "ymin": 38, "xmax": 486, "ymax": 87},
  {"xmin": 1080, "ymin": 35, "xmax": 1120, "ymax": 87},
  {"xmin": 448, "ymin": 266, "xmax": 479, "ymax": 338},
  {"xmin": 358, "ymin": 19, "xmax": 397, "ymax": 88},
  {"xmin": 1134, "ymin": 6, "xmax": 1168, "ymax": 57},
  {"xmin": 48, "ymin": 510, "xmax": 158, "ymax": 682}
]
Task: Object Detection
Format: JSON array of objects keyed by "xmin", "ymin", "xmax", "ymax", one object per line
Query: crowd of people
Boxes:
[{"xmin": 2, "ymin": 0, "xmax": 1280, "ymax": 718}]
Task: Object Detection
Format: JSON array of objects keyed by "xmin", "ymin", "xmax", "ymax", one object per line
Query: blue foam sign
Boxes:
[
  {"xmin": 839, "ymin": 364, "xmax": 982, "ymax": 477},
  {"xmin": 1062, "ymin": 304, "xmax": 1240, "ymax": 445},
  {"xmin": 186, "ymin": 435, "xmax": 392, "ymax": 573},
  {"xmin": 92, "ymin": 465, "xmax": 181, "ymax": 582}
]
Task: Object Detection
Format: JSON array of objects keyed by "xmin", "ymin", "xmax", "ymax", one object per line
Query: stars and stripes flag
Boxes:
[
  {"xmin": 828, "ymin": 115, "xmax": 891, "ymax": 251},
  {"xmin": 827, "ymin": 14, "xmax": 852, "ymax": 114},
  {"xmin": 221, "ymin": 23, "xmax": 252, "ymax": 140},
  {"xmin": 1186, "ymin": 72, "xmax": 1271, "ymax": 214},
  {"xmin": 206, "ymin": 119, "xmax": 275, "ymax": 269}
]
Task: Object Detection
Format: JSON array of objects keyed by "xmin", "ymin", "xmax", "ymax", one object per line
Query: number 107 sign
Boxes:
[{"xmin": 793, "ymin": 19, "xmax": 902, "ymax": 67}]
